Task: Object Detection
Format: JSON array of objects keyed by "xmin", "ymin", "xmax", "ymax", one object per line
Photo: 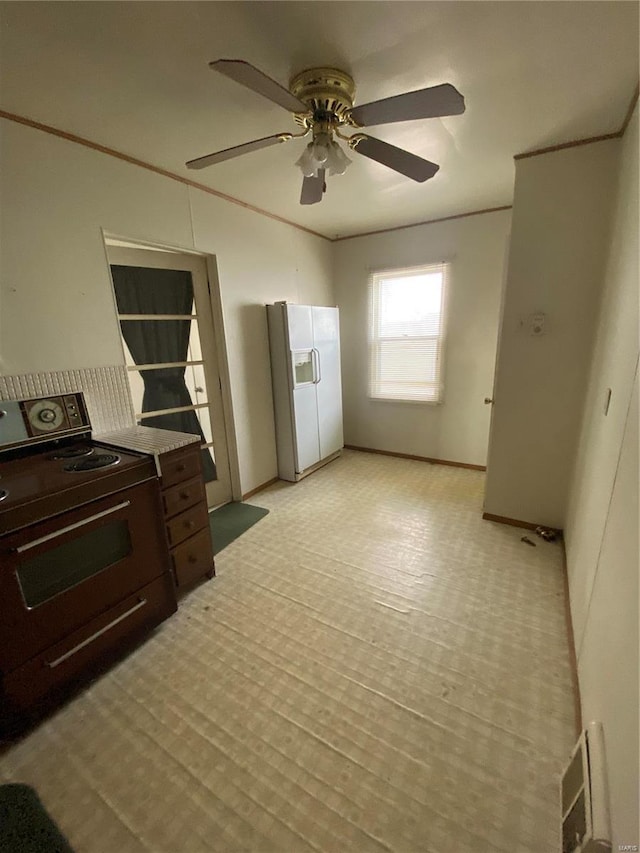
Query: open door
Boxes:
[
  {"xmin": 107, "ymin": 246, "xmax": 232, "ymax": 509},
  {"xmin": 483, "ymin": 235, "xmax": 511, "ymax": 512}
]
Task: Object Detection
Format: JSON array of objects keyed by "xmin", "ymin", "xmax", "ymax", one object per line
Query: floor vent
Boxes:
[{"xmin": 561, "ymin": 721, "xmax": 612, "ymax": 852}]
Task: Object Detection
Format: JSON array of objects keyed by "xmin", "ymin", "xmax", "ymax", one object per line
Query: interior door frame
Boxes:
[
  {"xmin": 101, "ymin": 231, "xmax": 241, "ymax": 505},
  {"xmin": 483, "ymin": 232, "xmax": 512, "ymax": 511}
]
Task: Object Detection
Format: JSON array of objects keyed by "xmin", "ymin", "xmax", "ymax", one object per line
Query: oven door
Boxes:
[{"xmin": 0, "ymin": 479, "xmax": 172, "ymax": 673}]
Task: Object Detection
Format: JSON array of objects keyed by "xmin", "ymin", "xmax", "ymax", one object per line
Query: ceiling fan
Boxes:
[{"xmin": 186, "ymin": 60, "xmax": 465, "ymax": 206}]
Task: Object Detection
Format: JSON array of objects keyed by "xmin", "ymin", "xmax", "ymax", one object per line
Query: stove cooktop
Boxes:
[
  {"xmin": 64, "ymin": 453, "xmax": 120, "ymax": 472},
  {"xmin": 49, "ymin": 445, "xmax": 95, "ymax": 460},
  {"xmin": 0, "ymin": 441, "xmax": 157, "ymax": 536}
]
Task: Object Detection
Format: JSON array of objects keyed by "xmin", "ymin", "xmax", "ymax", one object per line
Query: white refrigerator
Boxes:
[{"xmin": 266, "ymin": 302, "xmax": 343, "ymax": 482}]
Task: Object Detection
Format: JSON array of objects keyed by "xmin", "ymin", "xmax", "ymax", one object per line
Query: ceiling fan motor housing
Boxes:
[{"xmin": 289, "ymin": 67, "xmax": 356, "ymax": 128}]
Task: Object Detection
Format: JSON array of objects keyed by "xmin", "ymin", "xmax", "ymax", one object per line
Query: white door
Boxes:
[
  {"xmin": 483, "ymin": 236, "xmax": 511, "ymax": 510},
  {"xmin": 107, "ymin": 246, "xmax": 232, "ymax": 508},
  {"xmin": 312, "ymin": 306, "xmax": 344, "ymax": 459},
  {"xmin": 286, "ymin": 304, "xmax": 321, "ymax": 473}
]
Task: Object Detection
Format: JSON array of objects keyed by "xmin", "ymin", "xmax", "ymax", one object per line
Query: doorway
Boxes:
[
  {"xmin": 106, "ymin": 244, "xmax": 233, "ymax": 509},
  {"xmin": 483, "ymin": 234, "xmax": 511, "ymax": 514}
]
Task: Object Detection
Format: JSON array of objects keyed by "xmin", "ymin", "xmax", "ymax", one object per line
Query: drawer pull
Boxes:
[
  {"xmin": 16, "ymin": 501, "xmax": 131, "ymax": 553},
  {"xmin": 177, "ymin": 464, "xmax": 186, "ymax": 473},
  {"xmin": 188, "ymin": 555, "xmax": 198, "ymax": 564},
  {"xmin": 180, "ymin": 491, "xmax": 190, "ymax": 500},
  {"xmin": 185, "ymin": 520, "xmax": 195, "ymax": 529},
  {"xmin": 45, "ymin": 598, "xmax": 148, "ymax": 669}
]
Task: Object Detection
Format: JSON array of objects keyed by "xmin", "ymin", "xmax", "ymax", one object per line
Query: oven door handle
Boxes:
[
  {"xmin": 15, "ymin": 500, "xmax": 131, "ymax": 553},
  {"xmin": 45, "ymin": 597, "xmax": 148, "ymax": 668}
]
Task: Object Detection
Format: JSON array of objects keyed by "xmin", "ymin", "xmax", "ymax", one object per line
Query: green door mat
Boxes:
[
  {"xmin": 0, "ymin": 784, "xmax": 74, "ymax": 852},
  {"xmin": 209, "ymin": 502, "xmax": 269, "ymax": 554}
]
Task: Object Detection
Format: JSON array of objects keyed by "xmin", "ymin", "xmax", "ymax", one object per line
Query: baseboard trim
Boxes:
[
  {"xmin": 562, "ymin": 544, "xmax": 583, "ymax": 736},
  {"xmin": 484, "ymin": 510, "xmax": 580, "ymax": 731},
  {"xmin": 481, "ymin": 512, "xmax": 565, "ymax": 537},
  {"xmin": 344, "ymin": 445, "xmax": 486, "ymax": 471},
  {"xmin": 242, "ymin": 477, "xmax": 278, "ymax": 501},
  {"xmin": 481, "ymin": 511, "xmax": 539, "ymax": 530}
]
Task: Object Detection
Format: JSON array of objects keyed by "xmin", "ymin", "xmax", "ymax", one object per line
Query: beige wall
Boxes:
[
  {"xmin": 333, "ymin": 210, "xmax": 512, "ymax": 467},
  {"xmin": 565, "ymin": 108, "xmax": 639, "ymax": 849},
  {"xmin": 483, "ymin": 140, "xmax": 619, "ymax": 527},
  {"xmin": 0, "ymin": 119, "xmax": 334, "ymax": 494}
]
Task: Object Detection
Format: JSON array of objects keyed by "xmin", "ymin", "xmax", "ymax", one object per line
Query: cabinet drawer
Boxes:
[
  {"xmin": 172, "ymin": 528, "xmax": 214, "ymax": 588},
  {"xmin": 166, "ymin": 502, "xmax": 209, "ymax": 548},
  {"xmin": 160, "ymin": 447, "xmax": 201, "ymax": 489},
  {"xmin": 162, "ymin": 476, "xmax": 205, "ymax": 519},
  {"xmin": 2, "ymin": 574, "xmax": 176, "ymax": 712}
]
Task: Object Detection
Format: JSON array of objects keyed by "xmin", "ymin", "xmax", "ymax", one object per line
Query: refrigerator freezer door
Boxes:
[
  {"xmin": 287, "ymin": 304, "xmax": 313, "ymax": 350},
  {"xmin": 266, "ymin": 304, "xmax": 296, "ymax": 481},
  {"xmin": 292, "ymin": 384, "xmax": 321, "ymax": 473},
  {"xmin": 312, "ymin": 306, "xmax": 344, "ymax": 459},
  {"xmin": 286, "ymin": 304, "xmax": 321, "ymax": 473}
]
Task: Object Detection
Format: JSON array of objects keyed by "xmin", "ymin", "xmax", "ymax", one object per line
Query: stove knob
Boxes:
[{"xmin": 39, "ymin": 408, "xmax": 57, "ymax": 423}]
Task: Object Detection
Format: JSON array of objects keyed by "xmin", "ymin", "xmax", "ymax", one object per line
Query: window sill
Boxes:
[{"xmin": 367, "ymin": 396, "xmax": 443, "ymax": 406}]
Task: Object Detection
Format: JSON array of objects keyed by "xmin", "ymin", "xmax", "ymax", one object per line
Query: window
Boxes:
[{"xmin": 368, "ymin": 263, "xmax": 447, "ymax": 403}]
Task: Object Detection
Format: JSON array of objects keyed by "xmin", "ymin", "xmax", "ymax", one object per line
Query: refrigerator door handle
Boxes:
[{"xmin": 312, "ymin": 348, "xmax": 321, "ymax": 384}]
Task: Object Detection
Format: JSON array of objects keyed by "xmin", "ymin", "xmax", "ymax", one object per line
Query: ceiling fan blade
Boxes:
[
  {"xmin": 210, "ymin": 59, "xmax": 309, "ymax": 114},
  {"xmin": 348, "ymin": 83, "xmax": 465, "ymax": 127},
  {"xmin": 300, "ymin": 170, "xmax": 325, "ymax": 205},
  {"xmin": 186, "ymin": 134, "xmax": 291, "ymax": 170},
  {"xmin": 352, "ymin": 135, "xmax": 439, "ymax": 182}
]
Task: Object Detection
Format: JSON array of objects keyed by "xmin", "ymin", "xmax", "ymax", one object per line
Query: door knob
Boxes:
[{"xmin": 484, "ymin": 397, "xmax": 494, "ymax": 405}]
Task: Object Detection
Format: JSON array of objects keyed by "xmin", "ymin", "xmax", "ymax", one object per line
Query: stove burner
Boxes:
[
  {"xmin": 64, "ymin": 453, "xmax": 120, "ymax": 473},
  {"xmin": 50, "ymin": 446, "xmax": 94, "ymax": 460},
  {"xmin": 0, "ymin": 489, "xmax": 7, "ymax": 502}
]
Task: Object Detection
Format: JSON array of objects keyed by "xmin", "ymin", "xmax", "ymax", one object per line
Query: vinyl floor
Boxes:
[{"xmin": 0, "ymin": 450, "xmax": 576, "ymax": 852}]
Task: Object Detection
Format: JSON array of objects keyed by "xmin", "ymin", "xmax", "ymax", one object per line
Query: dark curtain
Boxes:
[{"xmin": 111, "ymin": 265, "xmax": 216, "ymax": 482}]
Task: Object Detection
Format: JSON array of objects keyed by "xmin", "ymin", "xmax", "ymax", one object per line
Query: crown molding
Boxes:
[
  {"xmin": 619, "ymin": 82, "xmax": 639, "ymax": 136},
  {"xmin": 514, "ymin": 82, "xmax": 639, "ymax": 161},
  {"xmin": 0, "ymin": 109, "xmax": 332, "ymax": 242},
  {"xmin": 333, "ymin": 205, "xmax": 513, "ymax": 242},
  {"xmin": 514, "ymin": 132, "xmax": 621, "ymax": 161},
  {"xmin": 3, "ymin": 83, "xmax": 637, "ymax": 245}
]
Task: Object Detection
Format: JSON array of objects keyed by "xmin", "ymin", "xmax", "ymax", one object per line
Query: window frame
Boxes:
[{"xmin": 367, "ymin": 262, "xmax": 449, "ymax": 405}]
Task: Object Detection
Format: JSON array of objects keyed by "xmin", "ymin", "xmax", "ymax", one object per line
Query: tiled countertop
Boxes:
[{"xmin": 97, "ymin": 425, "xmax": 200, "ymax": 459}]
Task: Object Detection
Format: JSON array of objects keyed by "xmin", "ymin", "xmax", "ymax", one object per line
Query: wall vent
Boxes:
[{"xmin": 561, "ymin": 721, "xmax": 612, "ymax": 852}]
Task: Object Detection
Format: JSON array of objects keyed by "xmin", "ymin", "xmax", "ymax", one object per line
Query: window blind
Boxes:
[{"xmin": 368, "ymin": 263, "xmax": 447, "ymax": 403}]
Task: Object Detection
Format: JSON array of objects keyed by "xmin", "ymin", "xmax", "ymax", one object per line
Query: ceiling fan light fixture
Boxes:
[
  {"xmin": 325, "ymin": 140, "xmax": 352, "ymax": 176},
  {"xmin": 295, "ymin": 135, "xmax": 351, "ymax": 178},
  {"xmin": 295, "ymin": 134, "xmax": 331, "ymax": 177},
  {"xmin": 311, "ymin": 132, "xmax": 331, "ymax": 164},
  {"xmin": 295, "ymin": 144, "xmax": 321, "ymax": 177}
]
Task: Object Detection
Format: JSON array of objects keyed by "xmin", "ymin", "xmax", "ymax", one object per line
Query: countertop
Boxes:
[{"xmin": 96, "ymin": 425, "xmax": 200, "ymax": 456}]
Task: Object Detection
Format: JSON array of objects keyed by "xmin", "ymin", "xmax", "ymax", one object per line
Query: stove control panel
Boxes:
[{"xmin": 0, "ymin": 392, "xmax": 91, "ymax": 451}]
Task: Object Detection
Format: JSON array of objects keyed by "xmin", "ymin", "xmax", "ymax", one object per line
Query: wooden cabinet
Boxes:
[{"xmin": 158, "ymin": 444, "xmax": 215, "ymax": 590}]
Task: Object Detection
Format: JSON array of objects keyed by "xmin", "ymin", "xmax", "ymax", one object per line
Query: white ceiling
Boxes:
[{"xmin": 1, "ymin": 2, "xmax": 637, "ymax": 239}]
